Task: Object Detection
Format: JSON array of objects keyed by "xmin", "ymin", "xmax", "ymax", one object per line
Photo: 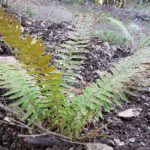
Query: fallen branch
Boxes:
[
  {"xmin": 3, "ymin": 116, "xmax": 32, "ymax": 130},
  {"xmin": 18, "ymin": 133, "xmax": 85, "ymax": 148},
  {"xmin": 0, "ymin": 102, "xmax": 19, "ymax": 116},
  {"xmin": 0, "ymin": 102, "xmax": 85, "ymax": 148}
]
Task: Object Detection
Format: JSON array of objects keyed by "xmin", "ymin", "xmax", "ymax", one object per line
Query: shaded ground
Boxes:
[{"xmin": 95, "ymin": 91, "xmax": 150, "ymax": 150}]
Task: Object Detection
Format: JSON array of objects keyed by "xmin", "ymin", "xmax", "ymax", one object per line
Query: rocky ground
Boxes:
[{"xmin": 0, "ymin": 1, "xmax": 150, "ymax": 150}]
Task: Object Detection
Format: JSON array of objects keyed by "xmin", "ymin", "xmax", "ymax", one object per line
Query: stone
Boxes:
[
  {"xmin": 128, "ymin": 138, "xmax": 136, "ymax": 143},
  {"xmin": 0, "ymin": 145, "xmax": 3, "ymax": 150},
  {"xmin": 86, "ymin": 143, "xmax": 114, "ymax": 150},
  {"xmin": 0, "ymin": 56, "xmax": 17, "ymax": 65},
  {"xmin": 117, "ymin": 108, "xmax": 142, "ymax": 119},
  {"xmin": 114, "ymin": 139, "xmax": 125, "ymax": 146}
]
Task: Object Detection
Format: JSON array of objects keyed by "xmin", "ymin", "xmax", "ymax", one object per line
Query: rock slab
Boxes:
[
  {"xmin": 86, "ymin": 143, "xmax": 113, "ymax": 150},
  {"xmin": 117, "ymin": 108, "xmax": 142, "ymax": 119}
]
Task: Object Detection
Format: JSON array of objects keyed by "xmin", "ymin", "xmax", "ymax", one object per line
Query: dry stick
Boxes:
[
  {"xmin": 0, "ymin": 102, "xmax": 19, "ymax": 116},
  {"xmin": 18, "ymin": 133, "xmax": 85, "ymax": 147},
  {"xmin": 0, "ymin": 102, "xmax": 33, "ymax": 130},
  {"xmin": 78, "ymin": 122, "xmax": 111, "ymax": 141},
  {"xmin": 1, "ymin": 117, "xmax": 31, "ymax": 129},
  {"xmin": 0, "ymin": 103, "xmax": 84, "ymax": 146},
  {"xmin": 3, "ymin": 116, "xmax": 32, "ymax": 130},
  {"xmin": 0, "ymin": 102, "xmax": 70, "ymax": 139}
]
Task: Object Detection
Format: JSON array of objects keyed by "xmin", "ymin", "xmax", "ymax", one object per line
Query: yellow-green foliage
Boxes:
[{"xmin": 0, "ymin": 7, "xmax": 65, "ymax": 128}]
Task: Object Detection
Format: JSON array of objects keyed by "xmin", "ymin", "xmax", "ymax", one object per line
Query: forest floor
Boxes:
[{"xmin": 0, "ymin": 1, "xmax": 150, "ymax": 150}]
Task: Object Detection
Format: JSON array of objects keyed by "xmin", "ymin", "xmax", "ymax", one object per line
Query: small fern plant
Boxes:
[
  {"xmin": 93, "ymin": 31, "xmax": 128, "ymax": 46},
  {"xmin": 94, "ymin": 16, "xmax": 134, "ymax": 47}
]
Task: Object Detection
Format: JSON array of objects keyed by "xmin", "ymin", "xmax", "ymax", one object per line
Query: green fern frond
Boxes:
[
  {"xmin": 0, "ymin": 7, "xmax": 65, "ymax": 127},
  {"xmin": 93, "ymin": 31, "xmax": 128, "ymax": 46},
  {"xmin": 0, "ymin": 63, "xmax": 46, "ymax": 125},
  {"xmin": 107, "ymin": 17, "xmax": 133, "ymax": 43},
  {"xmin": 97, "ymin": 16, "xmax": 134, "ymax": 46},
  {"xmin": 61, "ymin": 48, "xmax": 150, "ymax": 138},
  {"xmin": 55, "ymin": 15, "xmax": 93, "ymax": 96},
  {"xmin": 139, "ymin": 36, "xmax": 150, "ymax": 48},
  {"xmin": 15, "ymin": 36, "xmax": 66, "ymax": 127}
]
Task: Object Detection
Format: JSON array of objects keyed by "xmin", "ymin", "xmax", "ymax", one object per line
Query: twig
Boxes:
[
  {"xmin": 0, "ymin": 102, "xmax": 19, "ymax": 116},
  {"xmin": 3, "ymin": 116, "xmax": 32, "ymax": 130},
  {"xmin": 35, "ymin": 125, "xmax": 70, "ymax": 140},
  {"xmin": 78, "ymin": 122, "xmax": 111, "ymax": 141},
  {"xmin": 0, "ymin": 103, "xmax": 73, "ymax": 140},
  {"xmin": 18, "ymin": 133, "xmax": 85, "ymax": 147},
  {"xmin": 0, "ymin": 102, "xmax": 85, "ymax": 148}
]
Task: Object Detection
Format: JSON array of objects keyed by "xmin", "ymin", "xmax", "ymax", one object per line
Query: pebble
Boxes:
[
  {"xmin": 128, "ymin": 138, "xmax": 136, "ymax": 143},
  {"xmin": 140, "ymin": 142, "xmax": 146, "ymax": 146},
  {"xmin": 142, "ymin": 95, "xmax": 146, "ymax": 99},
  {"xmin": 114, "ymin": 138, "xmax": 125, "ymax": 146},
  {"xmin": 117, "ymin": 108, "xmax": 142, "ymax": 119},
  {"xmin": 26, "ymin": 21, "xmax": 32, "ymax": 26},
  {"xmin": 0, "ymin": 56, "xmax": 17, "ymax": 65},
  {"xmin": 86, "ymin": 143, "xmax": 114, "ymax": 150}
]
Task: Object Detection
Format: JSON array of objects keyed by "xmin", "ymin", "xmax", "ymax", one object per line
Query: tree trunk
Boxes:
[{"xmin": 100, "ymin": 0, "xmax": 125, "ymax": 8}]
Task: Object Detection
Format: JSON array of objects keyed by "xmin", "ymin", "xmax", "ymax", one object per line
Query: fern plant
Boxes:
[
  {"xmin": 93, "ymin": 31, "xmax": 128, "ymax": 46},
  {"xmin": 139, "ymin": 36, "xmax": 150, "ymax": 48},
  {"xmin": 55, "ymin": 15, "xmax": 93, "ymax": 97},
  {"xmin": 0, "ymin": 6, "xmax": 150, "ymax": 140},
  {"xmin": 95, "ymin": 16, "xmax": 150, "ymax": 50},
  {"xmin": 61, "ymin": 47, "xmax": 150, "ymax": 138},
  {"xmin": 95, "ymin": 16, "xmax": 135, "ymax": 47},
  {"xmin": 0, "ymin": 7, "xmax": 66, "ymax": 129},
  {"xmin": 0, "ymin": 63, "xmax": 45, "ymax": 125}
]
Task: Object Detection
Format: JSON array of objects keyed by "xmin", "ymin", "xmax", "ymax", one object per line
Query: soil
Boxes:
[
  {"xmin": 0, "ymin": 1, "xmax": 150, "ymax": 150},
  {"xmin": 94, "ymin": 91, "xmax": 150, "ymax": 150}
]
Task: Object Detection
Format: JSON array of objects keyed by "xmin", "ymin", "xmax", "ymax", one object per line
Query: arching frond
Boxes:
[{"xmin": 61, "ymin": 48, "xmax": 150, "ymax": 138}]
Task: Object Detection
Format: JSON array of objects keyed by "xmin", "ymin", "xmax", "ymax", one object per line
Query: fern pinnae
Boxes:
[
  {"xmin": 93, "ymin": 31, "xmax": 128, "ymax": 46},
  {"xmin": 108, "ymin": 17, "xmax": 133, "ymax": 43},
  {"xmin": 0, "ymin": 63, "xmax": 45, "ymax": 125},
  {"xmin": 55, "ymin": 15, "xmax": 94, "ymax": 96},
  {"xmin": 139, "ymin": 36, "xmax": 150, "ymax": 48},
  {"xmin": 61, "ymin": 47, "xmax": 150, "ymax": 138},
  {"xmin": 0, "ymin": 8, "xmax": 65, "ymax": 127}
]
